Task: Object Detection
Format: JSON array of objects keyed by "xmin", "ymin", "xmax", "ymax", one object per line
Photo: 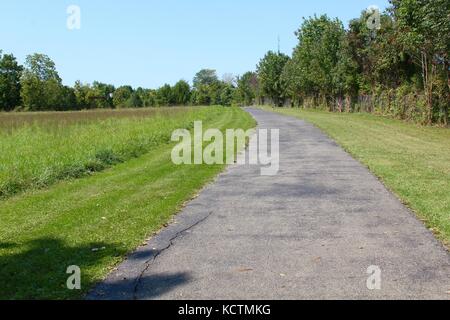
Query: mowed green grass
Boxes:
[
  {"xmin": 264, "ymin": 106, "xmax": 450, "ymax": 246},
  {"xmin": 0, "ymin": 107, "xmax": 256, "ymax": 299},
  {"xmin": 0, "ymin": 107, "xmax": 222, "ymax": 199}
]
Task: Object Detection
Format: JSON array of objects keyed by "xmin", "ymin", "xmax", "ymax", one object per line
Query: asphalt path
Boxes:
[{"xmin": 88, "ymin": 108, "xmax": 449, "ymax": 300}]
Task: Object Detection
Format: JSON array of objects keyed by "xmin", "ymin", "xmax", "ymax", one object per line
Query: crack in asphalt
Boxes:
[{"xmin": 132, "ymin": 211, "xmax": 214, "ymax": 300}]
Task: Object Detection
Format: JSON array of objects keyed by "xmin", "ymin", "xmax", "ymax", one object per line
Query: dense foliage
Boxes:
[
  {"xmin": 0, "ymin": 1, "xmax": 448, "ymax": 124},
  {"xmin": 0, "ymin": 57, "xmax": 239, "ymax": 111},
  {"xmin": 241, "ymin": 0, "xmax": 449, "ymax": 125}
]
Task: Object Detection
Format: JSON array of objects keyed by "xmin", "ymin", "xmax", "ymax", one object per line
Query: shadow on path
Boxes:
[{"xmin": 0, "ymin": 237, "xmax": 125, "ymax": 299}]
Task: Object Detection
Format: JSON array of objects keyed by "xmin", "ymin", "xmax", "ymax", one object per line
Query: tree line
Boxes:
[
  {"xmin": 0, "ymin": 53, "xmax": 240, "ymax": 111},
  {"xmin": 1, "ymin": 0, "xmax": 448, "ymax": 125},
  {"xmin": 241, "ymin": 0, "xmax": 449, "ymax": 125}
]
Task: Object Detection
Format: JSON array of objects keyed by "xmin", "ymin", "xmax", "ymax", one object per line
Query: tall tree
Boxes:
[
  {"xmin": 20, "ymin": 53, "xmax": 63, "ymax": 110},
  {"xmin": 257, "ymin": 51, "xmax": 290, "ymax": 106},
  {"xmin": 347, "ymin": 11, "xmax": 414, "ymax": 94},
  {"xmin": 193, "ymin": 69, "xmax": 219, "ymax": 88},
  {"xmin": 191, "ymin": 84, "xmax": 211, "ymax": 105},
  {"xmin": 113, "ymin": 85, "xmax": 133, "ymax": 108},
  {"xmin": 74, "ymin": 81, "xmax": 92, "ymax": 109},
  {"xmin": 125, "ymin": 91, "xmax": 143, "ymax": 108},
  {"xmin": 390, "ymin": 0, "xmax": 450, "ymax": 124},
  {"xmin": 58, "ymin": 86, "xmax": 77, "ymax": 111},
  {"xmin": 89, "ymin": 81, "xmax": 115, "ymax": 109},
  {"xmin": 172, "ymin": 80, "xmax": 191, "ymax": 105},
  {"xmin": 140, "ymin": 88, "xmax": 157, "ymax": 107},
  {"xmin": 332, "ymin": 36, "xmax": 359, "ymax": 103},
  {"xmin": 156, "ymin": 84, "xmax": 174, "ymax": 106},
  {"xmin": 191, "ymin": 69, "xmax": 228, "ymax": 106},
  {"xmin": 0, "ymin": 51, "xmax": 23, "ymax": 111},
  {"xmin": 236, "ymin": 72, "xmax": 258, "ymax": 106},
  {"xmin": 288, "ymin": 15, "xmax": 346, "ymax": 108},
  {"xmin": 219, "ymin": 83, "xmax": 235, "ymax": 106}
]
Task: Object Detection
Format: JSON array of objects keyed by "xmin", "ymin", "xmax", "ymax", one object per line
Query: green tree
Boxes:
[
  {"xmin": 347, "ymin": 11, "xmax": 415, "ymax": 95},
  {"xmin": 141, "ymin": 89, "xmax": 157, "ymax": 107},
  {"xmin": 135, "ymin": 87, "xmax": 145, "ymax": 104},
  {"xmin": 113, "ymin": 86, "xmax": 133, "ymax": 108},
  {"xmin": 289, "ymin": 16, "xmax": 346, "ymax": 108},
  {"xmin": 125, "ymin": 91, "xmax": 143, "ymax": 108},
  {"xmin": 172, "ymin": 80, "xmax": 191, "ymax": 105},
  {"xmin": 236, "ymin": 72, "xmax": 258, "ymax": 105},
  {"xmin": 219, "ymin": 83, "xmax": 235, "ymax": 106},
  {"xmin": 191, "ymin": 70, "xmax": 217, "ymax": 106},
  {"xmin": 331, "ymin": 33, "xmax": 359, "ymax": 107},
  {"xmin": 74, "ymin": 81, "xmax": 92, "ymax": 109},
  {"xmin": 58, "ymin": 86, "xmax": 77, "ymax": 111},
  {"xmin": 193, "ymin": 69, "xmax": 219, "ymax": 88},
  {"xmin": 281, "ymin": 58, "xmax": 304, "ymax": 107},
  {"xmin": 257, "ymin": 51, "xmax": 290, "ymax": 106},
  {"xmin": 0, "ymin": 51, "xmax": 23, "ymax": 111},
  {"xmin": 191, "ymin": 85, "xmax": 211, "ymax": 105},
  {"xmin": 208, "ymin": 81, "xmax": 224, "ymax": 105},
  {"xmin": 390, "ymin": 0, "xmax": 450, "ymax": 124},
  {"xmin": 89, "ymin": 81, "xmax": 115, "ymax": 109},
  {"xmin": 20, "ymin": 53, "xmax": 63, "ymax": 110},
  {"xmin": 156, "ymin": 84, "xmax": 173, "ymax": 106}
]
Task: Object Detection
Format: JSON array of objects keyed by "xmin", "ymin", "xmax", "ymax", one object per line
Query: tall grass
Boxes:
[
  {"xmin": 0, "ymin": 107, "xmax": 192, "ymax": 131},
  {"xmin": 0, "ymin": 107, "xmax": 222, "ymax": 198}
]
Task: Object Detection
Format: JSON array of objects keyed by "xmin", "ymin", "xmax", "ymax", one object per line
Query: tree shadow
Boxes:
[
  {"xmin": 88, "ymin": 272, "xmax": 192, "ymax": 300},
  {"xmin": 0, "ymin": 237, "xmax": 126, "ymax": 300},
  {"xmin": 0, "ymin": 242, "xmax": 16, "ymax": 249},
  {"xmin": 136, "ymin": 272, "xmax": 191, "ymax": 300}
]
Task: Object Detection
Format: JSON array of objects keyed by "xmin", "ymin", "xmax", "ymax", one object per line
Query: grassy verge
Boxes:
[
  {"xmin": 0, "ymin": 107, "xmax": 256, "ymax": 299},
  {"xmin": 0, "ymin": 107, "xmax": 220, "ymax": 198},
  {"xmin": 262, "ymin": 106, "xmax": 450, "ymax": 247}
]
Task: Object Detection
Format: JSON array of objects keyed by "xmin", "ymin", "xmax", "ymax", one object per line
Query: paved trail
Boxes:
[{"xmin": 89, "ymin": 108, "xmax": 450, "ymax": 300}]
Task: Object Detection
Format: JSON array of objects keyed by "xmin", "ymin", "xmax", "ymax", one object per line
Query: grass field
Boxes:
[
  {"xmin": 0, "ymin": 107, "xmax": 222, "ymax": 199},
  {"xmin": 263, "ymin": 106, "xmax": 450, "ymax": 247},
  {"xmin": 0, "ymin": 106, "xmax": 256, "ymax": 299}
]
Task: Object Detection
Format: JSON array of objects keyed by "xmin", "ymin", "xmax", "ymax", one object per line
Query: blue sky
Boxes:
[{"xmin": 0, "ymin": 0, "xmax": 389, "ymax": 88}]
